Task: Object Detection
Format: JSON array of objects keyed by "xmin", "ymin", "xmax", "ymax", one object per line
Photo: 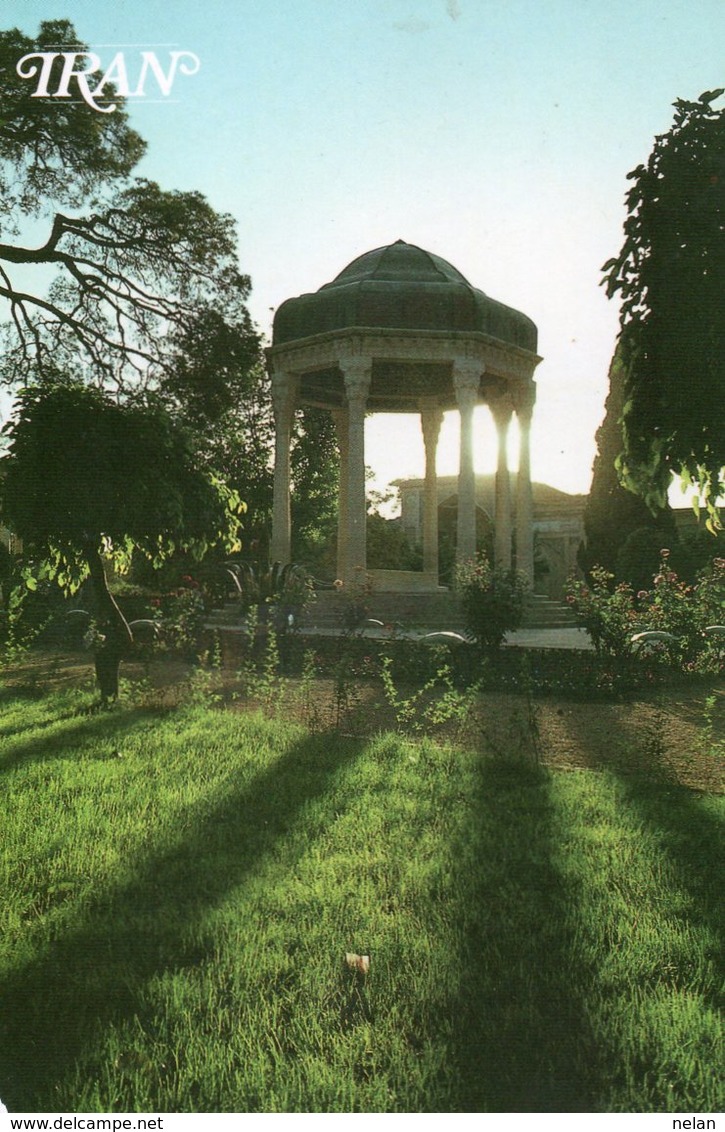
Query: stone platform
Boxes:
[
  {"xmin": 301, "ymin": 587, "xmax": 579, "ymax": 634},
  {"xmin": 206, "ymin": 585, "xmax": 586, "ymax": 648}
]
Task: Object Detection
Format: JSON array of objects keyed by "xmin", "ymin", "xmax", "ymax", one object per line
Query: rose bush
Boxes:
[
  {"xmin": 455, "ymin": 553, "xmax": 528, "ymax": 653},
  {"xmin": 566, "ymin": 551, "xmax": 725, "ymax": 673},
  {"xmin": 152, "ymin": 576, "xmax": 207, "ymax": 659}
]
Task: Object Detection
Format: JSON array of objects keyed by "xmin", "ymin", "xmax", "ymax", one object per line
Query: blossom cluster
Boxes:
[{"xmin": 566, "ymin": 551, "xmax": 725, "ymax": 670}]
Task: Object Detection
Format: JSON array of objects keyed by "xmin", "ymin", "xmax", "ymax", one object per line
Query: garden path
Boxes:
[{"xmin": 295, "ymin": 624, "xmax": 594, "ymax": 650}]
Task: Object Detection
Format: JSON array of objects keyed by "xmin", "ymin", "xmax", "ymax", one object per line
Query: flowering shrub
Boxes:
[
  {"xmin": 152, "ymin": 576, "xmax": 207, "ymax": 657},
  {"xmin": 455, "ymin": 553, "xmax": 529, "ymax": 653},
  {"xmin": 566, "ymin": 566, "xmax": 639, "ymax": 659},
  {"xmin": 334, "ymin": 569, "xmax": 373, "ymax": 635},
  {"xmin": 635, "ymin": 550, "xmax": 700, "ymax": 662},
  {"xmin": 694, "ymin": 557, "xmax": 725, "ymax": 624},
  {"xmin": 566, "ymin": 551, "xmax": 725, "ymax": 672}
]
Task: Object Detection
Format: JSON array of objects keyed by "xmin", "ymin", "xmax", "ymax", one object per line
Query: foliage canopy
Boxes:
[
  {"xmin": 1, "ymin": 382, "xmax": 245, "ymax": 698},
  {"xmin": 602, "ymin": 91, "xmax": 725, "ymax": 527},
  {"xmin": 580, "ymin": 349, "xmax": 675, "ymax": 578},
  {"xmin": 0, "ymin": 19, "xmax": 260, "ymax": 389},
  {"xmin": 0, "ymin": 383, "xmax": 244, "ymax": 591}
]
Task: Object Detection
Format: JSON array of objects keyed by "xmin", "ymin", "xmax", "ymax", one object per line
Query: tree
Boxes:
[
  {"xmin": 602, "ymin": 90, "xmax": 725, "ymax": 528},
  {"xmin": 0, "ymin": 19, "xmax": 259, "ymax": 389},
  {"xmin": 0, "ymin": 383, "xmax": 244, "ymax": 700},
  {"xmin": 580, "ymin": 349, "xmax": 676, "ymax": 577},
  {"xmin": 0, "ymin": 20, "xmax": 144, "ymax": 216},
  {"xmin": 290, "ymin": 408, "xmax": 339, "ymax": 573},
  {"xmin": 0, "ymin": 18, "xmax": 336, "ymax": 590},
  {"xmin": 162, "ymin": 364, "xmax": 340, "ymax": 571},
  {"xmin": 164, "ymin": 361, "xmax": 277, "ymax": 564}
]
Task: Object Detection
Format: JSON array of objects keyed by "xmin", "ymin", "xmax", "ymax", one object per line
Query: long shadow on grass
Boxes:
[
  {"xmin": 0, "ymin": 720, "xmax": 366, "ymax": 1111},
  {"xmin": 0, "ymin": 687, "xmax": 86, "ymax": 741},
  {"xmin": 0, "ymin": 700, "xmax": 156, "ymax": 771},
  {"xmin": 447, "ymin": 760, "xmax": 602, "ymax": 1112},
  {"xmin": 559, "ymin": 708, "xmax": 725, "ymax": 1012}
]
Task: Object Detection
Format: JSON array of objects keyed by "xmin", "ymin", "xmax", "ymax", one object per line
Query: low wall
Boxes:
[{"xmin": 367, "ymin": 569, "xmax": 445, "ymax": 593}]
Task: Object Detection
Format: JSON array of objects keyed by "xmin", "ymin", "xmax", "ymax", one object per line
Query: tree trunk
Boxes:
[{"xmin": 82, "ymin": 540, "xmax": 134, "ymax": 703}]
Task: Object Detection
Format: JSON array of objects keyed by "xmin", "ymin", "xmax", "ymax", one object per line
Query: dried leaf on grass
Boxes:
[{"xmin": 345, "ymin": 952, "xmax": 370, "ymax": 975}]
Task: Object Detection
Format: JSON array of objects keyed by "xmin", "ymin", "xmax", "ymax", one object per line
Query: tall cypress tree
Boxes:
[{"xmin": 579, "ymin": 349, "xmax": 675, "ymax": 578}]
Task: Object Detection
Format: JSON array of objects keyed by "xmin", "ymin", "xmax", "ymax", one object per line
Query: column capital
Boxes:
[
  {"xmin": 513, "ymin": 382, "xmax": 536, "ymax": 421},
  {"xmin": 419, "ymin": 398, "xmax": 444, "ymax": 443},
  {"xmin": 270, "ymin": 369, "xmax": 298, "ymax": 418},
  {"xmin": 340, "ymin": 358, "xmax": 372, "ymax": 403},
  {"xmin": 270, "ymin": 365, "xmax": 296, "ymax": 391},
  {"xmin": 488, "ymin": 391, "xmax": 514, "ymax": 430},
  {"xmin": 452, "ymin": 358, "xmax": 483, "ymax": 394}
]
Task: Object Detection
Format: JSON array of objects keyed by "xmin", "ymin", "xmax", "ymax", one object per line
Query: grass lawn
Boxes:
[{"xmin": 0, "ymin": 681, "xmax": 723, "ymax": 1113}]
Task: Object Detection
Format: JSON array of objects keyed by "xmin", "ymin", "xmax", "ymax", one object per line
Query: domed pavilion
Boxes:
[{"xmin": 265, "ymin": 240, "xmax": 541, "ymax": 589}]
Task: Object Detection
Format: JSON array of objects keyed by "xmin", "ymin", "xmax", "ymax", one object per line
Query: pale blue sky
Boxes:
[{"xmin": 8, "ymin": 0, "xmax": 725, "ymax": 498}]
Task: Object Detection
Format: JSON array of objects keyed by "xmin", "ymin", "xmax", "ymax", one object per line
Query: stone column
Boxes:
[
  {"xmin": 331, "ymin": 408, "xmax": 349, "ymax": 581},
  {"xmin": 490, "ymin": 394, "xmax": 514, "ymax": 572},
  {"xmin": 341, "ymin": 358, "xmax": 372, "ymax": 584},
  {"xmin": 420, "ymin": 398, "xmax": 443, "ymax": 580},
  {"xmin": 270, "ymin": 369, "xmax": 298, "ymax": 564},
  {"xmin": 515, "ymin": 384, "xmax": 536, "ymax": 583},
  {"xmin": 453, "ymin": 360, "xmax": 482, "ymax": 563}
]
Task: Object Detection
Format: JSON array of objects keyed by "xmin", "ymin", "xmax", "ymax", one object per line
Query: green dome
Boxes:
[{"xmin": 272, "ymin": 240, "xmax": 537, "ymax": 353}]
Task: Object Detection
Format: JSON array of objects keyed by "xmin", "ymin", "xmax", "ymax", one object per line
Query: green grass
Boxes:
[{"xmin": 0, "ymin": 684, "xmax": 723, "ymax": 1113}]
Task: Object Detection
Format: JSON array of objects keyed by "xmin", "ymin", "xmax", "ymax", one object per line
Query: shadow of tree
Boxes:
[
  {"xmin": 446, "ymin": 760, "xmax": 602, "ymax": 1112},
  {"xmin": 537, "ymin": 690, "xmax": 724, "ymax": 792},
  {"xmin": 0, "ymin": 723, "xmax": 366, "ymax": 1111},
  {"xmin": 557, "ymin": 707, "xmax": 724, "ymax": 1012},
  {"xmin": 0, "ymin": 700, "xmax": 156, "ymax": 772},
  {"xmin": 2, "ymin": 688, "xmax": 722, "ymax": 1113}
]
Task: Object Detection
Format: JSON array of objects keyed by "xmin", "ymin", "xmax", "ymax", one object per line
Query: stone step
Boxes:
[
  {"xmin": 304, "ymin": 589, "xmax": 466, "ymax": 633},
  {"xmin": 205, "ymin": 603, "xmax": 245, "ymax": 628},
  {"xmin": 205, "ymin": 591, "xmax": 578, "ymax": 634},
  {"xmin": 521, "ymin": 596, "xmax": 578, "ymax": 629}
]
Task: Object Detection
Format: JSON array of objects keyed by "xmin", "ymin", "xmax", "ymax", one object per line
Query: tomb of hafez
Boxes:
[{"xmin": 265, "ymin": 239, "xmax": 565, "ymax": 607}]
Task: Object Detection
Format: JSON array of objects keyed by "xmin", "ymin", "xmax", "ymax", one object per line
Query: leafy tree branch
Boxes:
[
  {"xmin": 0, "ymin": 19, "xmax": 261, "ymax": 388},
  {"xmin": 602, "ymin": 90, "xmax": 725, "ymax": 528}
]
